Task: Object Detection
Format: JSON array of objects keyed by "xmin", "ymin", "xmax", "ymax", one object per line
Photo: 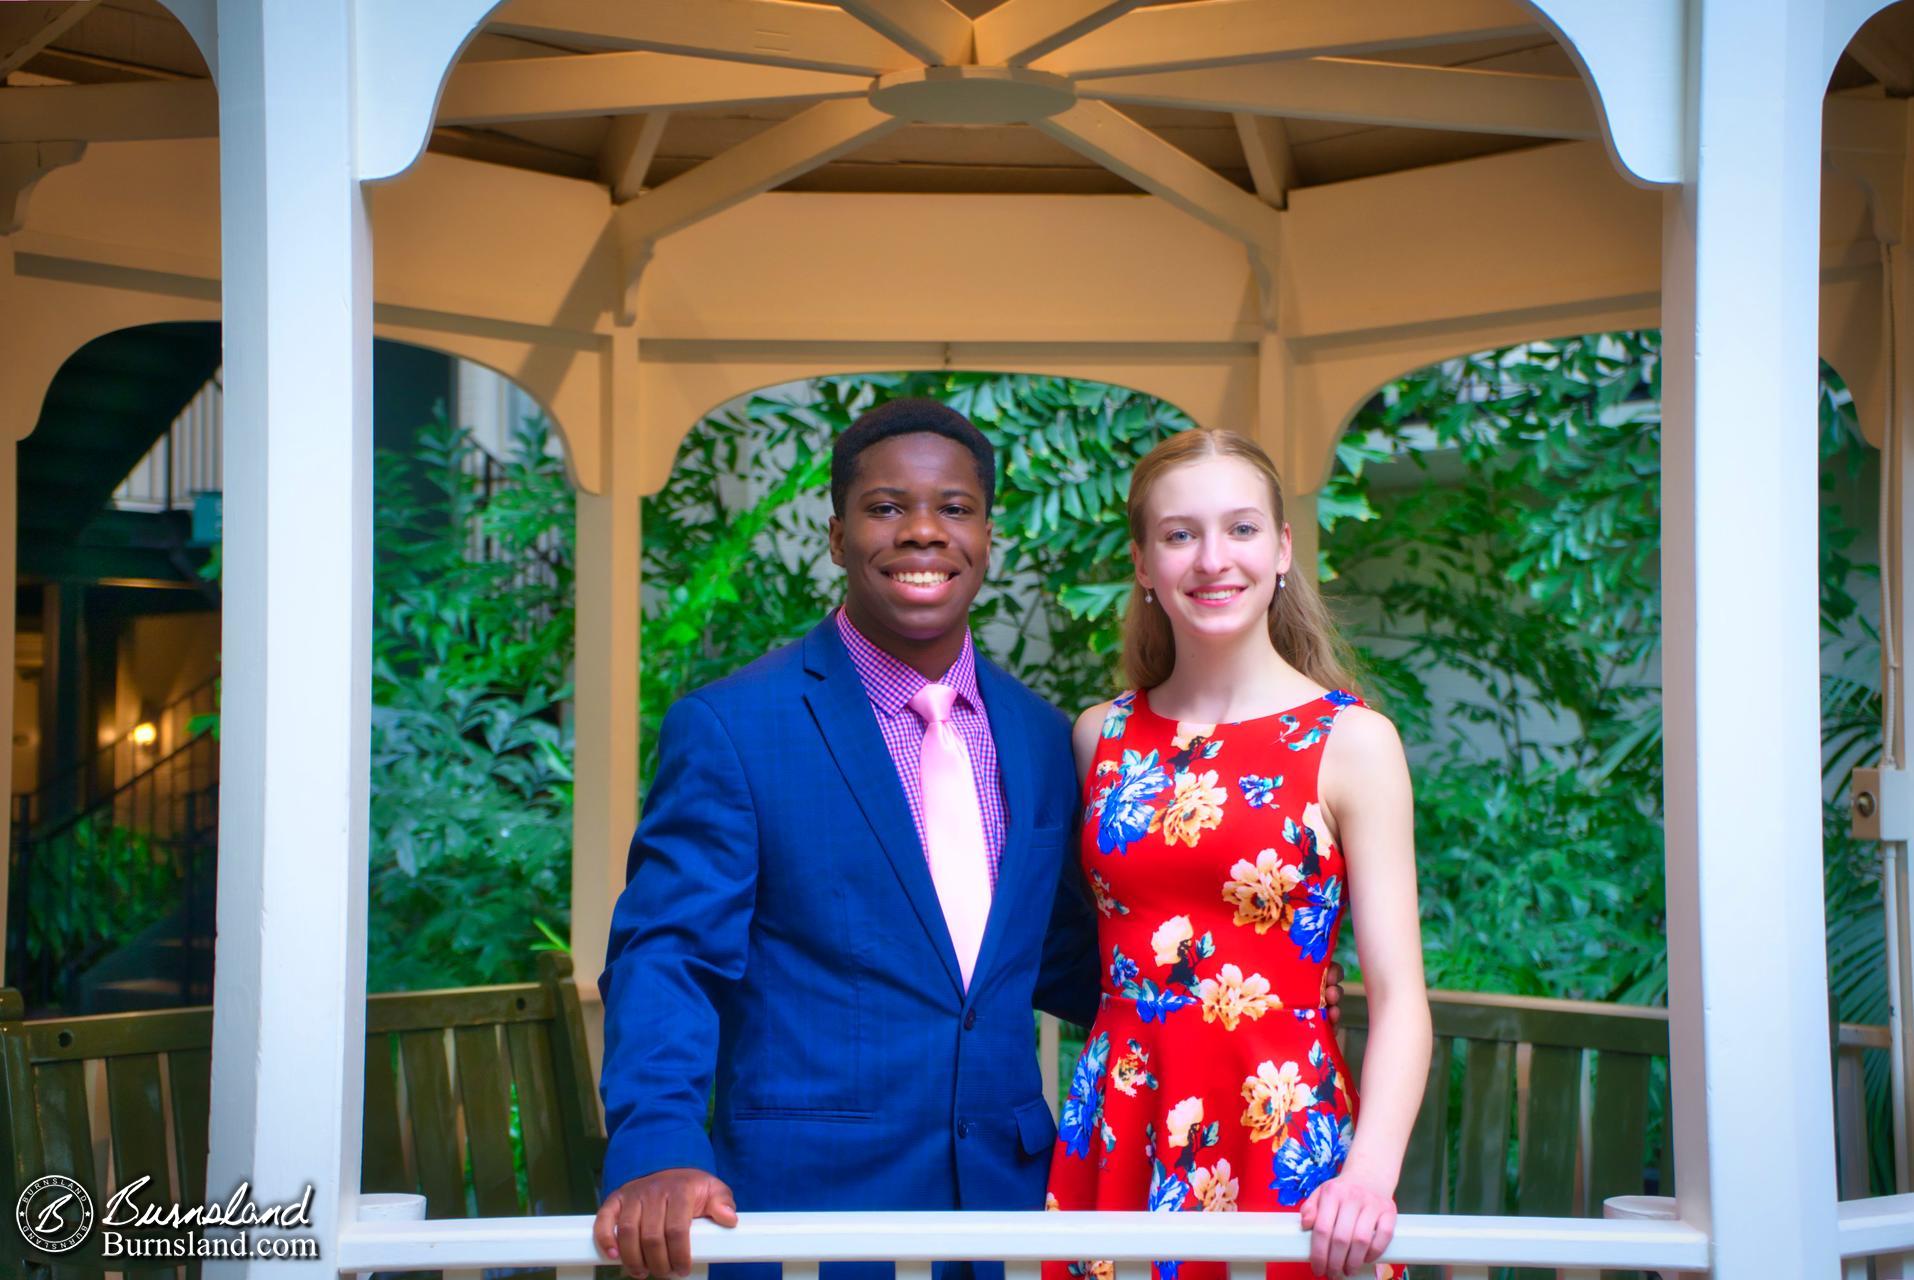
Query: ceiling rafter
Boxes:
[
  {"xmin": 972, "ymin": 0, "xmax": 1146, "ymax": 67},
  {"xmin": 1035, "ymin": 100, "xmax": 1281, "ymax": 254},
  {"xmin": 616, "ymin": 99, "xmax": 903, "ymax": 255},
  {"xmin": 1, "ymin": 0, "xmax": 103, "ymax": 78},
  {"xmin": 1031, "ymin": 0, "xmax": 1539, "ymax": 80},
  {"xmin": 0, "ymin": 52, "xmax": 868, "ymax": 143},
  {"xmin": 0, "ymin": 79, "xmax": 216, "ymax": 144},
  {"xmin": 1084, "ymin": 58, "xmax": 1599, "ymax": 141},
  {"xmin": 436, "ymin": 51, "xmax": 869, "ymax": 125},
  {"xmin": 835, "ymin": 0, "xmax": 973, "ymax": 66},
  {"xmin": 1233, "ymin": 113, "xmax": 1291, "ymax": 208},
  {"xmin": 602, "ymin": 113, "xmax": 672, "ymax": 202},
  {"xmin": 485, "ymin": 0, "xmax": 922, "ymax": 77}
]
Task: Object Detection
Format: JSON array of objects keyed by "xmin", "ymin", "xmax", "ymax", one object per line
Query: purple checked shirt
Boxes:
[{"xmin": 835, "ymin": 607, "xmax": 1006, "ymax": 887}]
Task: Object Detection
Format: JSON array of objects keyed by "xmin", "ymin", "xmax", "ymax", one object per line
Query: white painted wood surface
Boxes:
[
  {"xmin": 1655, "ymin": 1, "xmax": 1844, "ymax": 1275},
  {"xmin": 203, "ymin": 2, "xmax": 374, "ymax": 1276},
  {"xmin": 334, "ymin": 1209, "xmax": 1712, "ymax": 1274}
]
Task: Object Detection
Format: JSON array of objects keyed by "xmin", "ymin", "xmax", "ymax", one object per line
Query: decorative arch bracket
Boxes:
[
  {"xmin": 1527, "ymin": 0, "xmax": 1685, "ymax": 188},
  {"xmin": 354, "ymin": 0, "xmax": 504, "ymax": 183}
]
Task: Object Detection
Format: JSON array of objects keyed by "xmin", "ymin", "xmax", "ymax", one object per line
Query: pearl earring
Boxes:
[
  {"xmin": 1144, "ymin": 589, "xmax": 1153, "ymax": 604},
  {"xmin": 1278, "ymin": 574, "xmax": 1287, "ymax": 590}
]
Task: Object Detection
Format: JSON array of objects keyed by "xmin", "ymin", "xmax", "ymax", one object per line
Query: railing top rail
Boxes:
[
  {"xmin": 335, "ymin": 1211, "xmax": 1711, "ymax": 1274},
  {"xmin": 1840, "ymin": 1192, "xmax": 1914, "ymax": 1257}
]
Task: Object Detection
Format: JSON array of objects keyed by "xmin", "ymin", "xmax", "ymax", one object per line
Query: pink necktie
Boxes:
[{"xmin": 908, "ymin": 683, "xmax": 992, "ymax": 989}]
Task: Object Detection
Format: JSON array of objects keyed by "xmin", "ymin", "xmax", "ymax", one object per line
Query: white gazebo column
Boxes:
[
  {"xmin": 572, "ymin": 320, "xmax": 643, "ymax": 1026},
  {"xmin": 205, "ymin": 0, "xmax": 372, "ymax": 1271},
  {"xmin": 1658, "ymin": 0, "xmax": 1840, "ymax": 1273}
]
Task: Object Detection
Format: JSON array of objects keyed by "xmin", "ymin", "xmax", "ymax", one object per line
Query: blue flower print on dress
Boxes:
[
  {"xmin": 1271, "ymin": 1110, "xmax": 1352, "ymax": 1206},
  {"xmin": 1282, "ymin": 715, "xmax": 1335, "ymax": 752},
  {"xmin": 1238, "ymin": 773, "xmax": 1283, "ymax": 808},
  {"xmin": 1093, "ymin": 749, "xmax": 1173, "ymax": 855},
  {"xmin": 1283, "ymin": 813, "xmax": 1324, "ymax": 879},
  {"xmin": 1110, "ymin": 945, "xmax": 1140, "ymax": 990},
  {"xmin": 1325, "ymin": 689, "xmax": 1359, "ymax": 708},
  {"xmin": 1102, "ymin": 691, "xmax": 1137, "ymax": 740},
  {"xmin": 1061, "ymin": 1032, "xmax": 1114, "ymax": 1160},
  {"xmin": 1132, "ymin": 981, "xmax": 1199, "ymax": 1023},
  {"xmin": 1288, "ymin": 876, "xmax": 1342, "ymax": 963}
]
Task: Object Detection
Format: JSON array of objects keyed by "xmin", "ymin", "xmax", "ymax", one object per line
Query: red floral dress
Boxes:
[{"xmin": 1044, "ymin": 687, "xmax": 1387, "ymax": 1280}]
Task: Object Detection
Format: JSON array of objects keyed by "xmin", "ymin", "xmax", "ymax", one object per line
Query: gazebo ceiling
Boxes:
[{"xmin": 4, "ymin": 0, "xmax": 1908, "ymax": 208}]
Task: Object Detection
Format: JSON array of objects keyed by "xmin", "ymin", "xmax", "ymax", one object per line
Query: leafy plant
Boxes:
[{"xmin": 366, "ymin": 412, "xmax": 576, "ymax": 991}]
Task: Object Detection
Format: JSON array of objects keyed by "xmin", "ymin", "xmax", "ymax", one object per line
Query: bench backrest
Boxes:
[
  {"xmin": 1339, "ymin": 987, "xmax": 1673, "ymax": 1218},
  {"xmin": 1, "ymin": 952, "xmax": 603, "ymax": 1273}
]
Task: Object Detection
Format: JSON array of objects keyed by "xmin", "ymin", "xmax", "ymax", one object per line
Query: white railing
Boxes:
[
  {"xmin": 1841, "ymin": 1193, "xmax": 1914, "ymax": 1278},
  {"xmin": 337, "ymin": 1210, "xmax": 1711, "ymax": 1280}
]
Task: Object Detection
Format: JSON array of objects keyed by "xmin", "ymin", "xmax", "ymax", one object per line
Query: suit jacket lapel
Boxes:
[
  {"xmin": 801, "ymin": 619, "xmax": 966, "ymax": 998},
  {"xmin": 968, "ymin": 657, "xmax": 1036, "ymax": 992}
]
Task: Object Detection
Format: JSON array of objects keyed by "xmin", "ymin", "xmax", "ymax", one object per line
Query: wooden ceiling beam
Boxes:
[
  {"xmin": 0, "ymin": 52, "xmax": 869, "ymax": 143},
  {"xmin": 436, "ymin": 51, "xmax": 869, "ymax": 125},
  {"xmin": 486, "ymin": 0, "xmax": 921, "ymax": 76},
  {"xmin": 616, "ymin": 98, "xmax": 902, "ymax": 252},
  {"xmin": 1085, "ymin": 57, "xmax": 1599, "ymax": 141},
  {"xmin": 1, "ymin": 0, "xmax": 102, "ymax": 78},
  {"xmin": 1233, "ymin": 113, "xmax": 1292, "ymax": 208},
  {"xmin": 835, "ymin": 0, "xmax": 973, "ymax": 66},
  {"xmin": 972, "ymin": 0, "xmax": 1147, "ymax": 66},
  {"xmin": 602, "ymin": 112, "xmax": 672, "ymax": 202},
  {"xmin": 1035, "ymin": 100, "xmax": 1281, "ymax": 254},
  {"xmin": 1033, "ymin": 0, "xmax": 1539, "ymax": 80},
  {"xmin": 0, "ymin": 78, "xmax": 216, "ymax": 143}
]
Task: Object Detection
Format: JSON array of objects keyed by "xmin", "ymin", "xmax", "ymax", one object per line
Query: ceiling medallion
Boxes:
[{"xmin": 868, "ymin": 66, "xmax": 1077, "ymax": 126}]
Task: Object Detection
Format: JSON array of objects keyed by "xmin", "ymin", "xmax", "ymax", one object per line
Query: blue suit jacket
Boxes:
[{"xmin": 599, "ymin": 614, "xmax": 1101, "ymax": 1217}]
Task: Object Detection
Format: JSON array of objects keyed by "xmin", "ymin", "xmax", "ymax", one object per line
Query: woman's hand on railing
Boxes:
[
  {"xmin": 594, "ymin": 1168, "xmax": 740, "ymax": 1279},
  {"xmin": 1298, "ymin": 1169, "xmax": 1396, "ymax": 1279}
]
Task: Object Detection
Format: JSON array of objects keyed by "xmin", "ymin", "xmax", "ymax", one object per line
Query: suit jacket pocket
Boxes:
[{"xmin": 1013, "ymin": 1097, "xmax": 1058, "ymax": 1156}]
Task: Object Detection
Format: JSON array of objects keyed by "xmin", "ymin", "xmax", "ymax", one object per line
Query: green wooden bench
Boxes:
[
  {"xmin": 1, "ymin": 952, "xmax": 605, "ymax": 1277},
  {"xmin": 1339, "ymin": 987, "xmax": 1674, "ymax": 1221}
]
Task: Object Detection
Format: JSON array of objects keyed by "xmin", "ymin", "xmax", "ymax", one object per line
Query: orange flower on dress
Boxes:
[
  {"xmin": 1196, "ymin": 963, "xmax": 1278, "ymax": 1031},
  {"xmin": 1160, "ymin": 770, "xmax": 1226, "ymax": 848},
  {"xmin": 1240, "ymin": 1059, "xmax": 1315, "ymax": 1144},
  {"xmin": 1223, "ymin": 849, "xmax": 1305, "ymax": 934},
  {"xmin": 1189, "ymin": 1158, "xmax": 1240, "ymax": 1212}
]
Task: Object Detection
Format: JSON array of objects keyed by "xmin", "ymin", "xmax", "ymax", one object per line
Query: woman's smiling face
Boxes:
[{"xmin": 1132, "ymin": 454, "xmax": 1291, "ymax": 644}]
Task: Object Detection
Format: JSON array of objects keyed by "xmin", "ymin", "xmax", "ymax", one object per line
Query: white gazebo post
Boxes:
[
  {"xmin": 203, "ymin": 0, "xmax": 374, "ymax": 1270},
  {"xmin": 200, "ymin": 1, "xmax": 497, "ymax": 1272},
  {"xmin": 1654, "ymin": 0, "xmax": 1843, "ymax": 1272}
]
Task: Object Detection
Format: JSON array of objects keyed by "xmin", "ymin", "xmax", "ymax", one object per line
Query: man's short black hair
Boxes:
[{"xmin": 830, "ymin": 397, "xmax": 997, "ymax": 517}]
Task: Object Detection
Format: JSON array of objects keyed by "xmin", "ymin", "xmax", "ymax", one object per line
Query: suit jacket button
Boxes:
[
  {"xmin": 963, "ymin": 1009, "xmax": 977, "ymax": 1030},
  {"xmin": 957, "ymin": 1120, "xmax": 972, "ymax": 1139}
]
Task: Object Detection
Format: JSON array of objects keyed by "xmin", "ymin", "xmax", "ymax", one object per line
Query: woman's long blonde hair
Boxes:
[{"xmin": 1122, "ymin": 428, "xmax": 1361, "ymax": 695}]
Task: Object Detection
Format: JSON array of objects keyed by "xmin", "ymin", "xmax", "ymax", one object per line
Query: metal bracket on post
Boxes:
[{"xmin": 1853, "ymin": 766, "xmax": 1913, "ymax": 841}]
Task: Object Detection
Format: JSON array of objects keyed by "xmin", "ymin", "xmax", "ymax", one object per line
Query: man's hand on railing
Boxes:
[
  {"xmin": 1322, "ymin": 961, "xmax": 1345, "ymax": 1028},
  {"xmin": 1299, "ymin": 1168, "xmax": 1396, "ymax": 1280},
  {"xmin": 594, "ymin": 1168, "xmax": 740, "ymax": 1280}
]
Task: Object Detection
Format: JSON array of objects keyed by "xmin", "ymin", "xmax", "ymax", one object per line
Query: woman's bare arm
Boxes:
[{"xmin": 1305, "ymin": 705, "xmax": 1432, "ymax": 1278}]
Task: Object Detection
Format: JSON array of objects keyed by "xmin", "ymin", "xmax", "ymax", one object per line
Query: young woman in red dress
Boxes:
[{"xmin": 1043, "ymin": 429, "xmax": 1432, "ymax": 1280}]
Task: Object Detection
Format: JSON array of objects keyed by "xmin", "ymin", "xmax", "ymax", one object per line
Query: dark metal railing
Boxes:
[
  {"xmin": 7, "ymin": 728, "xmax": 219, "ymax": 1013},
  {"xmin": 12, "ymin": 672, "xmax": 218, "ymax": 842}
]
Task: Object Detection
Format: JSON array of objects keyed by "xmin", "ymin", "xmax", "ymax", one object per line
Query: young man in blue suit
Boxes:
[{"xmin": 593, "ymin": 399, "xmax": 1340, "ymax": 1279}]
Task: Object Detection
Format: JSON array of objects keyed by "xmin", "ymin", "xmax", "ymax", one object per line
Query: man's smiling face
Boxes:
[{"xmin": 830, "ymin": 431, "xmax": 993, "ymax": 669}]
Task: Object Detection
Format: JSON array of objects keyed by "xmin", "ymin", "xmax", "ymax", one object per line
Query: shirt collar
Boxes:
[{"xmin": 835, "ymin": 606, "xmax": 982, "ymax": 717}]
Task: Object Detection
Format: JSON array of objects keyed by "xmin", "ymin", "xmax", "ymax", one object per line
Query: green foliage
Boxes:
[
  {"xmin": 639, "ymin": 372, "xmax": 1191, "ymax": 787},
  {"xmin": 24, "ymin": 814, "xmax": 183, "ymax": 978},
  {"xmin": 1319, "ymin": 333, "xmax": 1881, "ymax": 1016},
  {"xmin": 367, "ymin": 413, "xmax": 576, "ymax": 991}
]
